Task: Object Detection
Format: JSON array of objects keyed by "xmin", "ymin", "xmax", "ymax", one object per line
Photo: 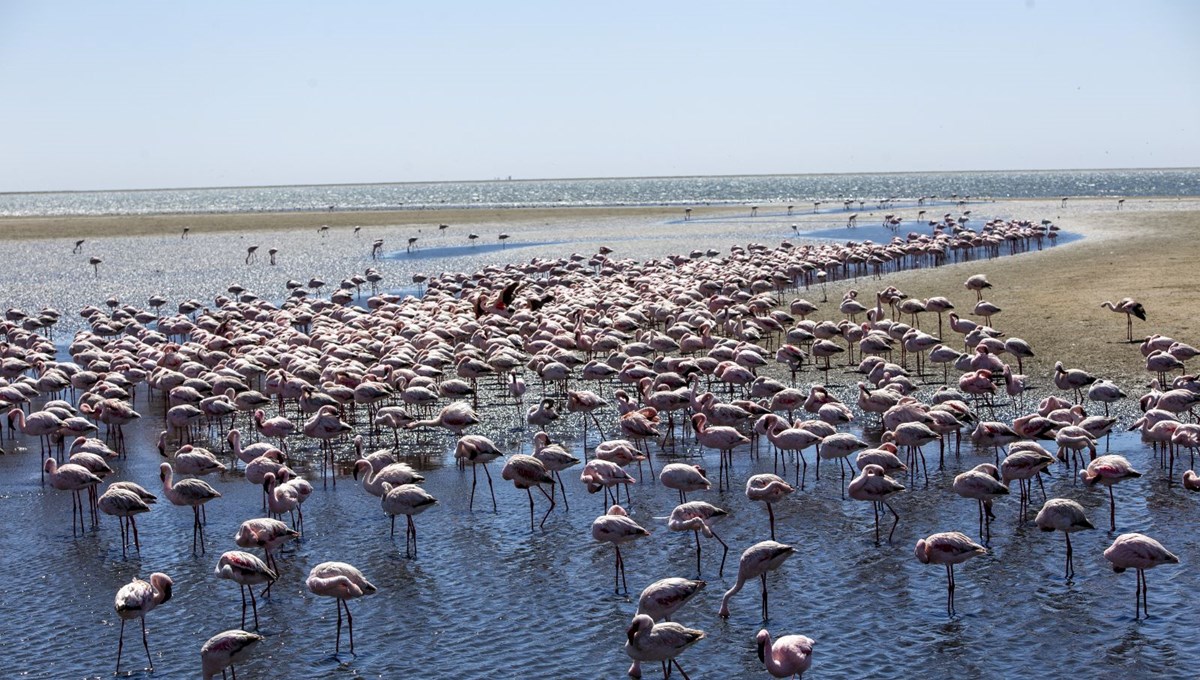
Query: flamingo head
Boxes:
[
  {"xmin": 915, "ymin": 539, "xmax": 930, "ymax": 564},
  {"xmin": 756, "ymin": 629, "xmax": 771, "ymax": 663}
]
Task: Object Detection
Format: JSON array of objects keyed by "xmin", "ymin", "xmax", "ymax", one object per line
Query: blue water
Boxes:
[{"xmin": 1, "ymin": 168, "xmax": 1197, "ymax": 217}]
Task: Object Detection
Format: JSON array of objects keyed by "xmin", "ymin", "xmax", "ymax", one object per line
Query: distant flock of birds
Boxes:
[{"xmin": 7, "ymin": 212, "xmax": 1200, "ymax": 678}]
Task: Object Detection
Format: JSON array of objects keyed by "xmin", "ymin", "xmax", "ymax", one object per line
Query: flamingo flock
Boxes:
[{"xmin": 6, "ymin": 208, "xmax": 1200, "ymax": 677}]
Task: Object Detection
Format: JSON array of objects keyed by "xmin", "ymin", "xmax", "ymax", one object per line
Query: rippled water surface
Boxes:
[
  {"xmin": 1, "ymin": 198, "xmax": 1198, "ymax": 679},
  {"xmin": 2, "ymin": 168, "xmax": 1198, "ymax": 217}
]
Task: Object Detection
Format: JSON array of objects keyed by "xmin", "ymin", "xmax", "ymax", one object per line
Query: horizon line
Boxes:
[{"xmin": 3, "ymin": 165, "xmax": 1199, "ymax": 197}]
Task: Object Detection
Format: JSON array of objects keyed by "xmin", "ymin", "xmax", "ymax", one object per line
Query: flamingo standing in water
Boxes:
[
  {"xmin": 659, "ymin": 463, "xmax": 711, "ymax": 503},
  {"xmin": 306, "ymin": 561, "xmax": 378, "ymax": 655},
  {"xmin": 159, "ymin": 462, "xmax": 221, "ymax": 554},
  {"xmin": 44, "ymin": 458, "xmax": 102, "ymax": 535},
  {"xmin": 692, "ymin": 413, "xmax": 749, "ymax": 492},
  {"xmin": 756, "ymin": 629, "xmax": 815, "ymax": 679},
  {"xmin": 234, "ymin": 517, "xmax": 299, "ymax": 573},
  {"xmin": 914, "ymin": 532, "xmax": 986, "ymax": 615},
  {"xmin": 1103, "ymin": 533, "xmax": 1179, "ymax": 618},
  {"xmin": 848, "ymin": 464, "xmax": 905, "ymax": 544},
  {"xmin": 668, "ymin": 500, "xmax": 730, "ymax": 577},
  {"xmin": 98, "ymin": 486, "xmax": 153, "ymax": 556},
  {"xmin": 215, "ymin": 550, "xmax": 277, "ymax": 629},
  {"xmin": 745, "ymin": 474, "xmax": 794, "ymax": 540},
  {"xmin": 114, "ymin": 572, "xmax": 173, "ymax": 673},
  {"xmin": 624, "ymin": 614, "xmax": 705, "ymax": 680},
  {"xmin": 455, "ymin": 434, "xmax": 504, "ymax": 512},
  {"xmin": 636, "ymin": 578, "xmax": 706, "ymax": 622},
  {"xmin": 1080, "ymin": 454, "xmax": 1141, "ymax": 531},
  {"xmin": 952, "ymin": 464, "xmax": 1009, "ymax": 541},
  {"xmin": 592, "ymin": 505, "xmax": 651, "ymax": 594},
  {"xmin": 718, "ymin": 540, "xmax": 795, "ymax": 621},
  {"xmin": 501, "ymin": 454, "xmax": 556, "ymax": 530},
  {"xmin": 201, "ymin": 629, "xmax": 263, "ymax": 680},
  {"xmin": 1034, "ymin": 498, "xmax": 1094, "ymax": 579},
  {"xmin": 380, "ymin": 482, "xmax": 437, "ymax": 557}
]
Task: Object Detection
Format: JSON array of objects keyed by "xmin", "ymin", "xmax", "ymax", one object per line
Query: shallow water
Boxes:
[
  {"xmin": 3, "ymin": 377, "xmax": 1197, "ymax": 679},
  {"xmin": 2, "ymin": 201, "xmax": 1199, "ymax": 678}
]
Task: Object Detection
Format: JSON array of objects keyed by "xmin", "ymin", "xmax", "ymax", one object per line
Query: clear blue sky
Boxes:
[{"xmin": 1, "ymin": 0, "xmax": 1197, "ymax": 192}]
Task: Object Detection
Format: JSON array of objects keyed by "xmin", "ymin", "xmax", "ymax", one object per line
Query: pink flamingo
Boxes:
[
  {"xmin": 848, "ymin": 464, "xmax": 905, "ymax": 543},
  {"xmin": 1080, "ymin": 454, "xmax": 1141, "ymax": 531},
  {"xmin": 201, "ymin": 629, "xmax": 263, "ymax": 680},
  {"xmin": 915, "ymin": 531, "xmax": 987, "ymax": 615},
  {"xmin": 253, "ymin": 408, "xmax": 295, "ymax": 445},
  {"xmin": 303, "ymin": 405, "xmax": 353, "ymax": 486},
  {"xmin": 692, "ymin": 413, "xmax": 749, "ymax": 492},
  {"xmin": 581, "ymin": 458, "xmax": 637, "ymax": 508},
  {"xmin": 952, "ymin": 463, "xmax": 1009, "ymax": 540},
  {"xmin": 668, "ymin": 500, "xmax": 729, "ymax": 577},
  {"xmin": 964, "ymin": 274, "xmax": 991, "ymax": 301},
  {"xmin": 501, "ymin": 454, "xmax": 556, "ymax": 530},
  {"xmin": 624, "ymin": 614, "xmax": 705, "ymax": 680},
  {"xmin": 637, "ymin": 578, "xmax": 706, "ymax": 622},
  {"xmin": 114, "ymin": 572, "xmax": 173, "ymax": 672},
  {"xmin": 756, "ymin": 629, "xmax": 815, "ymax": 679},
  {"xmin": 1034, "ymin": 498, "xmax": 1094, "ymax": 579},
  {"xmin": 719, "ymin": 540, "xmax": 795, "ymax": 621},
  {"xmin": 215, "ymin": 550, "xmax": 277, "ymax": 629},
  {"xmin": 454, "ymin": 434, "xmax": 503, "ymax": 512},
  {"xmin": 409, "ymin": 401, "xmax": 479, "ymax": 435},
  {"xmin": 532, "ymin": 432, "xmax": 580, "ymax": 509},
  {"xmin": 1103, "ymin": 533, "xmax": 1179, "ymax": 618},
  {"xmin": 380, "ymin": 482, "xmax": 437, "ymax": 557},
  {"xmin": 10, "ymin": 408, "xmax": 63, "ymax": 483},
  {"xmin": 745, "ymin": 473, "xmax": 794, "ymax": 540},
  {"xmin": 1100, "ymin": 298, "xmax": 1146, "ymax": 342},
  {"xmin": 659, "ymin": 463, "xmax": 711, "ymax": 503},
  {"xmin": 234, "ymin": 517, "xmax": 298, "ymax": 573},
  {"xmin": 159, "ymin": 461, "xmax": 221, "ymax": 554},
  {"xmin": 592, "ymin": 504, "xmax": 650, "ymax": 594},
  {"xmin": 44, "ymin": 458, "xmax": 101, "ymax": 535},
  {"xmin": 306, "ymin": 561, "xmax": 377, "ymax": 654},
  {"xmin": 98, "ymin": 486, "xmax": 152, "ymax": 556}
]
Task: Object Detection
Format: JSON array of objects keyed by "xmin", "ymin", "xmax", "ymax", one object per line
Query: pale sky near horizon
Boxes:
[{"xmin": 1, "ymin": 0, "xmax": 1197, "ymax": 192}]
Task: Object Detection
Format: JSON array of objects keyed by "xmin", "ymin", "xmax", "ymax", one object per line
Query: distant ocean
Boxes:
[{"xmin": 2, "ymin": 168, "xmax": 1198, "ymax": 218}]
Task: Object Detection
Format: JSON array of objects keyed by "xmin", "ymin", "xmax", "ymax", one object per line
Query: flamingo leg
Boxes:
[
  {"xmin": 115, "ymin": 619, "xmax": 125, "ymax": 673},
  {"xmin": 407, "ymin": 515, "xmax": 417, "ymax": 558},
  {"xmin": 694, "ymin": 530, "xmax": 702, "ymax": 577},
  {"xmin": 672, "ymin": 658, "xmax": 692, "ymax": 680},
  {"xmin": 767, "ymin": 502, "xmax": 776, "ymax": 541},
  {"xmin": 131, "ymin": 515, "xmax": 141, "ymax": 552},
  {"xmin": 334, "ymin": 598, "xmax": 343, "ymax": 654},
  {"xmin": 1109, "ymin": 485, "xmax": 1117, "ymax": 531},
  {"xmin": 1064, "ymin": 532, "xmax": 1073, "ymax": 580},
  {"xmin": 760, "ymin": 572, "xmax": 769, "ymax": 621},
  {"xmin": 526, "ymin": 487, "xmax": 535, "ymax": 531},
  {"xmin": 537, "ymin": 484, "xmax": 555, "ymax": 529},
  {"xmin": 711, "ymin": 529, "xmax": 729, "ymax": 578},
  {"xmin": 885, "ymin": 500, "xmax": 900, "ymax": 543},
  {"xmin": 947, "ymin": 563, "xmax": 956, "ymax": 615},
  {"xmin": 249, "ymin": 584, "xmax": 259, "ymax": 628},
  {"xmin": 483, "ymin": 464, "xmax": 497, "ymax": 513}
]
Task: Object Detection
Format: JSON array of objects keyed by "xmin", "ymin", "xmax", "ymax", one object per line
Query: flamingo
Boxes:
[
  {"xmin": 10, "ymin": 408, "xmax": 63, "ymax": 483},
  {"xmin": 624, "ymin": 614, "xmax": 705, "ymax": 680},
  {"xmin": 745, "ymin": 473, "xmax": 794, "ymax": 540},
  {"xmin": 1103, "ymin": 533, "xmax": 1179, "ymax": 618},
  {"xmin": 502, "ymin": 453, "xmax": 556, "ymax": 530},
  {"xmin": 303, "ymin": 405, "xmax": 353, "ymax": 486},
  {"xmin": 113, "ymin": 573, "xmax": 173, "ymax": 673},
  {"xmin": 1034, "ymin": 498, "xmax": 1094, "ymax": 579},
  {"xmin": 668, "ymin": 500, "xmax": 729, "ymax": 577},
  {"xmin": 964, "ymin": 274, "xmax": 991, "ymax": 300},
  {"xmin": 592, "ymin": 505, "xmax": 651, "ymax": 594},
  {"xmin": 352, "ymin": 458, "xmax": 423, "ymax": 497},
  {"xmin": 756, "ymin": 629, "xmax": 815, "ymax": 679},
  {"xmin": 1100, "ymin": 298, "xmax": 1146, "ymax": 342},
  {"xmin": 201, "ymin": 629, "xmax": 263, "ymax": 680},
  {"xmin": 718, "ymin": 540, "xmax": 795, "ymax": 621},
  {"xmin": 455, "ymin": 434, "xmax": 503, "ymax": 512},
  {"xmin": 234, "ymin": 517, "xmax": 299, "ymax": 573},
  {"xmin": 692, "ymin": 413, "xmax": 749, "ymax": 492},
  {"xmin": 215, "ymin": 550, "xmax": 277, "ymax": 629},
  {"xmin": 847, "ymin": 464, "xmax": 905, "ymax": 543},
  {"xmin": 380, "ymin": 482, "xmax": 437, "ymax": 557},
  {"xmin": 914, "ymin": 531, "xmax": 987, "ymax": 615},
  {"xmin": 659, "ymin": 463, "xmax": 711, "ymax": 503},
  {"xmin": 636, "ymin": 578, "xmax": 706, "ymax": 622},
  {"xmin": 532, "ymin": 432, "xmax": 580, "ymax": 509},
  {"xmin": 98, "ymin": 486, "xmax": 152, "ymax": 556},
  {"xmin": 159, "ymin": 461, "xmax": 221, "ymax": 554},
  {"xmin": 952, "ymin": 464, "xmax": 1009, "ymax": 541},
  {"xmin": 1080, "ymin": 455, "xmax": 1141, "ymax": 531},
  {"xmin": 581, "ymin": 458, "xmax": 637, "ymax": 508},
  {"xmin": 306, "ymin": 561, "xmax": 378, "ymax": 655},
  {"xmin": 409, "ymin": 402, "xmax": 480, "ymax": 434},
  {"xmin": 44, "ymin": 458, "xmax": 102, "ymax": 535}
]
